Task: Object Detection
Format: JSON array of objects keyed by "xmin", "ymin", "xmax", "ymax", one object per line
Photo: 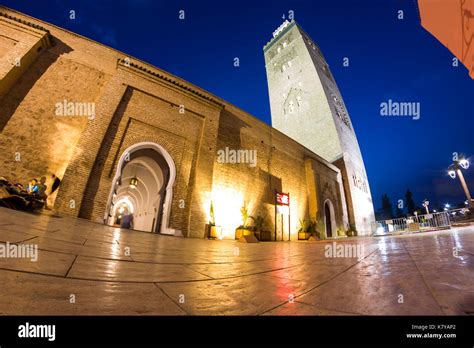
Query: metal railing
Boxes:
[
  {"xmin": 446, "ymin": 207, "xmax": 473, "ymax": 224},
  {"xmin": 372, "ymin": 211, "xmax": 451, "ymax": 236}
]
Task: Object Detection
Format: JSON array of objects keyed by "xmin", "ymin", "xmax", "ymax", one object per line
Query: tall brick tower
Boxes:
[{"xmin": 264, "ymin": 20, "xmax": 375, "ymax": 235}]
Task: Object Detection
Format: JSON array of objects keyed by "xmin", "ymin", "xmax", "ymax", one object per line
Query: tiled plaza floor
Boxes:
[{"xmin": 0, "ymin": 207, "xmax": 473, "ymax": 315}]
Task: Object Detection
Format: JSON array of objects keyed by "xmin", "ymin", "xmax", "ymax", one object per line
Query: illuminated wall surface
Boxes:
[
  {"xmin": 418, "ymin": 0, "xmax": 474, "ymax": 79},
  {"xmin": 0, "ymin": 7, "xmax": 375, "ymax": 239}
]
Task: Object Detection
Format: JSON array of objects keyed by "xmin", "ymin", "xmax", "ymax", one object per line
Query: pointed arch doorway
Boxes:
[
  {"xmin": 324, "ymin": 199, "xmax": 337, "ymax": 239},
  {"xmin": 104, "ymin": 142, "xmax": 178, "ymax": 235}
]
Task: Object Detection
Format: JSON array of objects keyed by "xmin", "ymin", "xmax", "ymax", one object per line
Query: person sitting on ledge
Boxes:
[
  {"xmin": 35, "ymin": 176, "xmax": 48, "ymax": 201},
  {"xmin": 27, "ymin": 178, "xmax": 39, "ymax": 194},
  {"xmin": 0, "ymin": 177, "xmax": 43, "ymax": 211}
]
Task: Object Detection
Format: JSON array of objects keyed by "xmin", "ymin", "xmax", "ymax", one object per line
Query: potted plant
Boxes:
[
  {"xmin": 207, "ymin": 201, "xmax": 221, "ymax": 239},
  {"xmin": 235, "ymin": 206, "xmax": 254, "ymax": 239},
  {"xmin": 250, "ymin": 215, "xmax": 271, "ymax": 241},
  {"xmin": 298, "ymin": 219, "xmax": 307, "ymax": 240},
  {"xmin": 298, "ymin": 218, "xmax": 317, "ymax": 240}
]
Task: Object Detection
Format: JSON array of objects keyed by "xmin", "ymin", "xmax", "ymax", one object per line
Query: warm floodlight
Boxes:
[{"xmin": 129, "ymin": 177, "xmax": 138, "ymax": 189}]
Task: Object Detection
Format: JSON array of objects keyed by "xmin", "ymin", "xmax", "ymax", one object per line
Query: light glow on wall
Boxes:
[
  {"xmin": 114, "ymin": 197, "xmax": 135, "ymax": 214},
  {"xmin": 289, "ymin": 198, "xmax": 299, "ymax": 239},
  {"xmin": 206, "ymin": 185, "xmax": 247, "ymax": 240}
]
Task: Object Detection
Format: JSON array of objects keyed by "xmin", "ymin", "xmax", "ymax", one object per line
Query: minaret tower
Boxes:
[{"xmin": 264, "ymin": 20, "xmax": 375, "ymax": 234}]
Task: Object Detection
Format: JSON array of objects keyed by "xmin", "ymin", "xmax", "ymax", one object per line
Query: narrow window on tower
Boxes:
[
  {"xmin": 325, "ymin": 64, "xmax": 334, "ymax": 81},
  {"xmin": 322, "ymin": 64, "xmax": 332, "ymax": 79},
  {"xmin": 296, "ymin": 96, "xmax": 302, "ymax": 107},
  {"xmin": 332, "ymin": 95, "xmax": 351, "ymax": 130}
]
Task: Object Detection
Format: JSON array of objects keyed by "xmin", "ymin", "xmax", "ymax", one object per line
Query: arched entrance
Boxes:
[
  {"xmin": 324, "ymin": 199, "xmax": 337, "ymax": 238},
  {"xmin": 104, "ymin": 142, "xmax": 178, "ymax": 235}
]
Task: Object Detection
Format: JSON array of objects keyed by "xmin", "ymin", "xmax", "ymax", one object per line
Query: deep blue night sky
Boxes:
[{"xmin": 3, "ymin": 0, "xmax": 473, "ymax": 211}]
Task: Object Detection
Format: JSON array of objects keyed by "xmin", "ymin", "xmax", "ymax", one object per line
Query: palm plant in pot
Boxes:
[
  {"xmin": 207, "ymin": 201, "xmax": 221, "ymax": 239},
  {"xmin": 298, "ymin": 218, "xmax": 317, "ymax": 240},
  {"xmin": 250, "ymin": 215, "xmax": 269, "ymax": 241},
  {"xmin": 235, "ymin": 206, "xmax": 253, "ymax": 239}
]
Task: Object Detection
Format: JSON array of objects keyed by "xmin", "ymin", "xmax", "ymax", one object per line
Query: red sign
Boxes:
[{"xmin": 276, "ymin": 192, "xmax": 289, "ymax": 206}]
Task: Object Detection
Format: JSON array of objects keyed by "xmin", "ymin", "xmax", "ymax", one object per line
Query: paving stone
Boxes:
[
  {"xmin": 158, "ymin": 274, "xmax": 312, "ymax": 315},
  {"xmin": 263, "ymin": 301, "xmax": 357, "ymax": 315},
  {"xmin": 0, "ymin": 245, "xmax": 76, "ymax": 276},
  {"xmin": 0, "ymin": 269, "xmax": 186, "ymax": 315},
  {"xmin": 67, "ymin": 256, "xmax": 212, "ymax": 282}
]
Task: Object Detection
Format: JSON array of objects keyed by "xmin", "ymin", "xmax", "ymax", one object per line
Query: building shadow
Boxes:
[
  {"xmin": 78, "ymin": 87, "xmax": 133, "ymax": 219},
  {"xmin": 0, "ymin": 38, "xmax": 73, "ymax": 132}
]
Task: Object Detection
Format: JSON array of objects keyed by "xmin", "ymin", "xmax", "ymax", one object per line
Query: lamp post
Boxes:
[
  {"xmin": 422, "ymin": 199, "xmax": 430, "ymax": 214},
  {"xmin": 448, "ymin": 155, "xmax": 473, "ymax": 209}
]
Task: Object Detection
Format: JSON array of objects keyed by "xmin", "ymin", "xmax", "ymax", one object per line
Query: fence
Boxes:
[
  {"xmin": 446, "ymin": 207, "xmax": 473, "ymax": 225},
  {"xmin": 372, "ymin": 211, "xmax": 451, "ymax": 236}
]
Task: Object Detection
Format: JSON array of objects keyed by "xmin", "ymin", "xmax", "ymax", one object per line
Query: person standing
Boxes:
[{"xmin": 120, "ymin": 213, "xmax": 134, "ymax": 229}]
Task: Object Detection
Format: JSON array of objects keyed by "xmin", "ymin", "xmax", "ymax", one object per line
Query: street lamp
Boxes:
[
  {"xmin": 448, "ymin": 155, "xmax": 473, "ymax": 209},
  {"xmin": 459, "ymin": 157, "xmax": 470, "ymax": 170},
  {"xmin": 422, "ymin": 199, "xmax": 430, "ymax": 214}
]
